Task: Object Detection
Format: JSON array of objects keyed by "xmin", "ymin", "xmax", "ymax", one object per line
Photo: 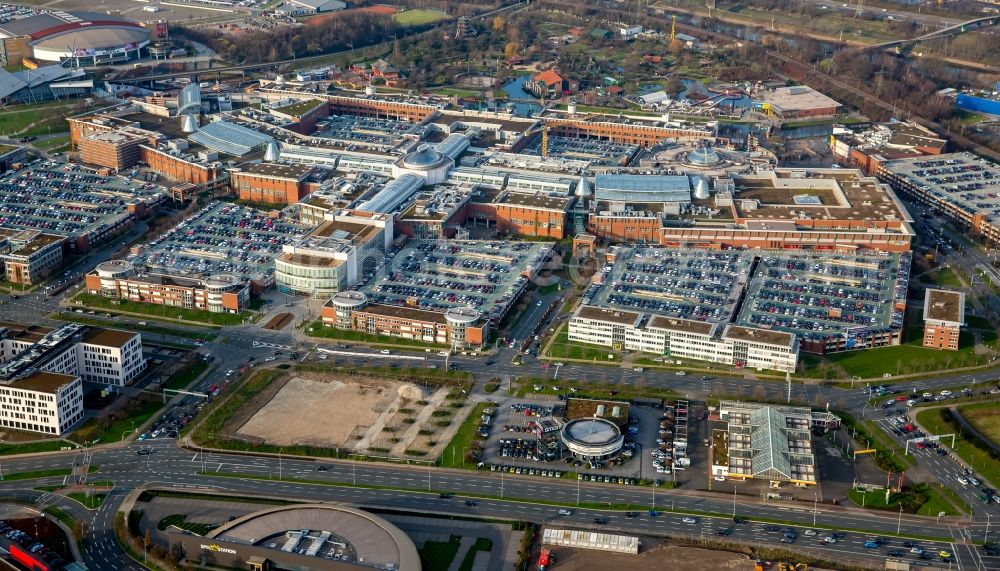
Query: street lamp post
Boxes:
[
  {"xmin": 278, "ymin": 448, "xmax": 283, "ymax": 481},
  {"xmin": 896, "ymin": 504, "xmax": 903, "ymax": 535},
  {"xmin": 813, "ymin": 493, "xmax": 818, "ymax": 527},
  {"xmin": 733, "ymin": 484, "xmax": 738, "ymax": 518}
]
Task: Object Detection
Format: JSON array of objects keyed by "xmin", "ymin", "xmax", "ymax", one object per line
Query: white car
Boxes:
[
  {"xmin": 682, "ymin": 517, "xmax": 698, "ymax": 524},
  {"xmin": 558, "ymin": 509, "xmax": 573, "ymax": 516},
  {"xmin": 713, "ymin": 476, "xmax": 726, "ymax": 482},
  {"xmin": 380, "ymin": 350, "xmax": 391, "ymax": 355},
  {"xmin": 957, "ymin": 476, "xmax": 969, "ymax": 485},
  {"xmin": 940, "ymin": 390, "xmax": 952, "ymax": 396},
  {"xmin": 803, "ymin": 529, "xmax": 817, "ymax": 536},
  {"xmin": 675, "ymin": 371, "xmax": 687, "ymax": 376},
  {"xmin": 265, "ymin": 356, "xmax": 277, "ymax": 362},
  {"xmin": 437, "ymin": 351, "xmax": 449, "ymax": 357}
]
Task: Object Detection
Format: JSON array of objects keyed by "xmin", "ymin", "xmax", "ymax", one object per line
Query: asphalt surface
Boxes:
[
  {"xmin": 0, "ymin": 442, "xmax": 990, "ymax": 570},
  {"xmin": 0, "ymin": 239, "xmax": 997, "ymax": 569}
]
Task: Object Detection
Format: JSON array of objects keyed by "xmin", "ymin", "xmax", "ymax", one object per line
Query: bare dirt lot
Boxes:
[
  {"xmin": 232, "ymin": 372, "xmax": 468, "ymax": 458},
  {"xmin": 238, "ymin": 375, "xmax": 401, "ymax": 448},
  {"xmin": 546, "ymin": 543, "xmax": 755, "ymax": 570}
]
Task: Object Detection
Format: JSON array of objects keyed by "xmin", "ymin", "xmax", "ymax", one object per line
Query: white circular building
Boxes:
[
  {"xmin": 91, "ymin": 259, "xmax": 133, "ymax": 295},
  {"xmin": 445, "ymin": 306, "xmax": 480, "ymax": 350},
  {"xmin": 560, "ymin": 417, "xmax": 624, "ymax": 461},
  {"xmin": 202, "ymin": 274, "xmax": 244, "ymax": 313},
  {"xmin": 95, "ymin": 259, "xmax": 133, "ymax": 279},
  {"xmin": 0, "ymin": 11, "xmax": 151, "ymax": 65},
  {"xmin": 329, "ymin": 291, "xmax": 368, "ymax": 328},
  {"xmin": 394, "ymin": 144, "xmax": 453, "ymax": 184}
]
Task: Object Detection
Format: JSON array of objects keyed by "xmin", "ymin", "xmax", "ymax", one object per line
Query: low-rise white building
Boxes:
[
  {"xmin": 568, "ymin": 306, "xmax": 798, "ymax": 372},
  {"xmin": 0, "ymin": 321, "xmax": 144, "ymax": 435},
  {"xmin": 0, "ymin": 371, "xmax": 83, "ymax": 435},
  {"xmin": 0, "ymin": 322, "xmax": 146, "ymax": 387},
  {"xmin": 77, "ymin": 328, "xmax": 146, "ymax": 386}
]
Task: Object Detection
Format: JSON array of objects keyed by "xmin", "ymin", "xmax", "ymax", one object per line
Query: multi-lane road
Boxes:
[
  {"xmin": 0, "ymin": 440, "xmax": 992, "ymax": 570},
  {"xmin": 0, "ymin": 240, "xmax": 998, "ymax": 570}
]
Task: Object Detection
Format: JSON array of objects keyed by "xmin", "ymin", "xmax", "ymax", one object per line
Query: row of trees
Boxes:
[{"xmin": 176, "ymin": 11, "xmax": 396, "ymax": 64}]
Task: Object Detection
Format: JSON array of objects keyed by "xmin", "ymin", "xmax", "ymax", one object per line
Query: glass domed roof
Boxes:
[
  {"xmin": 687, "ymin": 146, "xmax": 723, "ymax": 166},
  {"xmin": 402, "ymin": 144, "xmax": 445, "ymax": 169}
]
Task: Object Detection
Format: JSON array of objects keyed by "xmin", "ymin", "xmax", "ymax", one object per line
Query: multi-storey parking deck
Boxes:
[
  {"xmin": 131, "ymin": 201, "xmax": 312, "ymax": 285},
  {"xmin": 520, "ymin": 135, "xmax": 641, "ymax": 167},
  {"xmin": 0, "ymin": 160, "xmax": 165, "ymax": 249},
  {"xmin": 737, "ymin": 251, "xmax": 909, "ymax": 353},
  {"xmin": 578, "ymin": 246, "xmax": 910, "ymax": 355},
  {"xmin": 878, "ymin": 152, "xmax": 1000, "ymax": 244},
  {"xmin": 314, "ymin": 115, "xmax": 419, "ymax": 151},
  {"xmin": 583, "ymin": 248, "xmax": 755, "ymax": 323},
  {"xmin": 361, "ymin": 240, "xmax": 553, "ymax": 324}
]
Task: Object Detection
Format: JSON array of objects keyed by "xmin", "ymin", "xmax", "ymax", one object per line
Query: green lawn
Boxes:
[
  {"xmin": 513, "ymin": 376, "xmax": 675, "ymax": 402},
  {"xmin": 2, "ymin": 467, "xmax": 96, "ymax": 481},
  {"xmin": 921, "ymin": 266, "xmax": 964, "ymax": 288},
  {"xmin": 394, "ymin": 9, "xmax": 449, "ymax": 27},
  {"xmin": 438, "ymin": 402, "xmax": 492, "ymax": 469},
  {"xmin": 72, "ymin": 292, "xmax": 255, "ymax": 327},
  {"xmin": 923, "ymin": 482, "xmax": 972, "ymax": 516},
  {"xmin": 435, "ymin": 87, "xmax": 485, "ymax": 98},
  {"xmin": 191, "ymin": 370, "xmax": 282, "ymax": 447},
  {"xmin": 847, "ymin": 482, "xmax": 967, "ymax": 516},
  {"xmin": 544, "ymin": 324, "xmax": 620, "ymax": 362},
  {"xmin": 837, "ymin": 411, "xmax": 908, "ymax": 472},
  {"xmin": 54, "ymin": 313, "xmax": 216, "ymax": 342},
  {"xmin": 0, "ymin": 101, "xmax": 83, "ymax": 135},
  {"xmin": 0, "ymin": 439, "xmax": 74, "ymax": 456},
  {"xmin": 43, "ymin": 506, "xmax": 76, "ymax": 529},
  {"xmin": 916, "ymin": 408, "xmax": 1000, "ymax": 489},
  {"xmin": 959, "ymin": 401, "xmax": 1000, "ymax": 446},
  {"xmin": 804, "ymin": 331, "xmax": 989, "ymax": 379},
  {"xmin": 73, "ymin": 396, "xmax": 163, "ymax": 445},
  {"xmin": 156, "ymin": 514, "xmax": 217, "ymax": 536},
  {"xmin": 67, "ymin": 491, "xmax": 107, "ymax": 509},
  {"xmin": 419, "ymin": 535, "xmax": 461, "ymax": 571},
  {"xmin": 306, "ymin": 321, "xmax": 449, "ymax": 349},
  {"xmin": 34, "ymin": 134, "xmax": 71, "ymax": 152},
  {"xmin": 271, "ymin": 98, "xmax": 323, "ymax": 117},
  {"xmin": 163, "ymin": 361, "xmax": 208, "ymax": 391}
]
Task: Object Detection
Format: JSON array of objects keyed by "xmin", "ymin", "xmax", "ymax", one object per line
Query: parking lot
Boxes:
[
  {"xmin": 520, "ymin": 135, "xmax": 640, "ymax": 167},
  {"xmin": 473, "ymin": 396, "xmax": 704, "ymax": 486},
  {"xmin": 580, "ymin": 247, "xmax": 909, "ymax": 346},
  {"xmin": 362, "ymin": 240, "xmax": 552, "ymax": 322},
  {"xmin": 131, "ymin": 201, "xmax": 312, "ymax": 282},
  {"xmin": 736, "ymin": 252, "xmax": 908, "ymax": 343},
  {"xmin": 583, "ymin": 248, "xmax": 754, "ymax": 323},
  {"xmin": 0, "ymin": 160, "xmax": 165, "ymax": 243}
]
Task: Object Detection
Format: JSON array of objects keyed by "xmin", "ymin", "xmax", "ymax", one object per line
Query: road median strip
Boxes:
[{"xmin": 192, "ymin": 470, "xmax": 954, "ymax": 542}]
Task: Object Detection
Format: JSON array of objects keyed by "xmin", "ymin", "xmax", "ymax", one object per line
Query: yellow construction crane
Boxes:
[{"xmin": 671, "ymin": 15, "xmax": 677, "ymax": 42}]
